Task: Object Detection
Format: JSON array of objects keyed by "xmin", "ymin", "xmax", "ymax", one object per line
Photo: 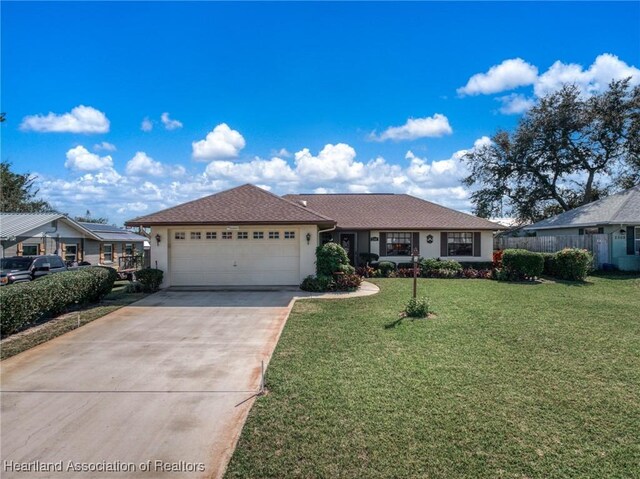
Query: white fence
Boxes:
[{"xmin": 494, "ymin": 234, "xmax": 610, "ymax": 267}]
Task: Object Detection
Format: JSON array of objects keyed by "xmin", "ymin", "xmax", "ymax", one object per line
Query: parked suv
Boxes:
[{"xmin": 0, "ymin": 255, "xmax": 68, "ymax": 286}]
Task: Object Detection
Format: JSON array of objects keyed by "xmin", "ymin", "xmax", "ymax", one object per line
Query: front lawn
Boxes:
[{"xmin": 226, "ymin": 276, "xmax": 640, "ymax": 478}]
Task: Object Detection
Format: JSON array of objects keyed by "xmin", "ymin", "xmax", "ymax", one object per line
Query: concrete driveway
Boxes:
[{"xmin": 0, "ymin": 290, "xmax": 295, "ymax": 479}]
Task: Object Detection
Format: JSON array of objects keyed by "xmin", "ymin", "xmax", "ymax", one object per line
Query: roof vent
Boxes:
[{"xmin": 299, "ymin": 200, "xmax": 308, "ymax": 207}]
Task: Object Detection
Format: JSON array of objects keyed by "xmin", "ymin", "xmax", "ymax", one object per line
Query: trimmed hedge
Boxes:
[
  {"xmin": 136, "ymin": 268, "xmax": 164, "ymax": 292},
  {"xmin": 0, "ymin": 267, "xmax": 117, "ymax": 336},
  {"xmin": 553, "ymin": 248, "xmax": 593, "ymax": 281},
  {"xmin": 541, "ymin": 253, "xmax": 557, "ymax": 276},
  {"xmin": 419, "ymin": 258, "xmax": 463, "ymax": 278},
  {"xmin": 316, "ymin": 243, "xmax": 354, "ymax": 276},
  {"xmin": 300, "ymin": 273, "xmax": 362, "ymax": 292},
  {"xmin": 373, "ymin": 261, "xmax": 397, "ymax": 277},
  {"xmin": 501, "ymin": 249, "xmax": 544, "ymax": 280}
]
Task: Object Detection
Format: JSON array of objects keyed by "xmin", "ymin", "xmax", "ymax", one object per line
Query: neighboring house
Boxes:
[
  {"xmin": 523, "ymin": 185, "xmax": 640, "ymax": 271},
  {"xmin": 126, "ymin": 184, "xmax": 503, "ymax": 288},
  {"xmin": 0, "ymin": 213, "xmax": 147, "ymax": 270}
]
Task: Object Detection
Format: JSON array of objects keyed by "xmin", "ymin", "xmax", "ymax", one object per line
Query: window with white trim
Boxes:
[
  {"xmin": 284, "ymin": 231, "xmax": 296, "ymax": 239},
  {"xmin": 253, "ymin": 231, "xmax": 264, "ymax": 239},
  {"xmin": 268, "ymin": 231, "xmax": 280, "ymax": 239},
  {"xmin": 190, "ymin": 232, "xmax": 201, "ymax": 240},
  {"xmin": 23, "ymin": 245, "xmax": 38, "ymax": 256},
  {"xmin": 174, "ymin": 232, "xmax": 185, "ymax": 240},
  {"xmin": 65, "ymin": 244, "xmax": 78, "ymax": 262},
  {"xmin": 447, "ymin": 232, "xmax": 473, "ymax": 256},
  {"xmin": 103, "ymin": 244, "xmax": 113, "ymax": 262},
  {"xmin": 385, "ymin": 232, "xmax": 412, "ymax": 256},
  {"xmin": 237, "ymin": 232, "xmax": 248, "ymax": 239},
  {"xmin": 124, "ymin": 243, "xmax": 133, "ymax": 256},
  {"xmin": 222, "ymin": 232, "xmax": 233, "ymax": 240},
  {"xmin": 206, "ymin": 231, "xmax": 217, "ymax": 239}
]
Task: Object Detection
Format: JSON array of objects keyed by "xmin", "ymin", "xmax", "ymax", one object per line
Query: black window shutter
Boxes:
[
  {"xmin": 412, "ymin": 232, "xmax": 420, "ymax": 255},
  {"xmin": 473, "ymin": 232, "xmax": 481, "ymax": 257},
  {"xmin": 627, "ymin": 226, "xmax": 635, "ymax": 255},
  {"xmin": 578, "ymin": 228, "xmax": 584, "ymax": 235},
  {"xmin": 440, "ymin": 232, "xmax": 448, "ymax": 257},
  {"xmin": 379, "ymin": 232, "xmax": 387, "ymax": 257}
]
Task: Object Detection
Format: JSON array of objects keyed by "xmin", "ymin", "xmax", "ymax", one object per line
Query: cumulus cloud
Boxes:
[
  {"xmin": 192, "ymin": 123, "xmax": 246, "ymax": 160},
  {"xmin": 370, "ymin": 114, "xmax": 453, "ymax": 142},
  {"xmin": 294, "ymin": 143, "xmax": 364, "ymax": 181},
  {"xmin": 206, "ymin": 156, "xmax": 297, "ymax": 183},
  {"xmin": 93, "ymin": 141, "xmax": 117, "ymax": 152},
  {"xmin": 496, "ymin": 93, "xmax": 535, "ymax": 115},
  {"xmin": 64, "ymin": 145, "xmax": 114, "ymax": 171},
  {"xmin": 20, "ymin": 105, "xmax": 110, "ymax": 133},
  {"xmin": 141, "ymin": 117, "xmax": 153, "ymax": 132},
  {"xmin": 457, "ymin": 58, "xmax": 538, "ymax": 96},
  {"xmin": 161, "ymin": 112, "xmax": 183, "ymax": 130},
  {"xmin": 534, "ymin": 53, "xmax": 640, "ymax": 97},
  {"xmin": 126, "ymin": 152, "xmax": 165, "ymax": 177}
]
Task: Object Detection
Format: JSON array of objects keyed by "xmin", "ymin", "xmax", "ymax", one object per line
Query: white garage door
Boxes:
[{"xmin": 169, "ymin": 228, "xmax": 300, "ymax": 286}]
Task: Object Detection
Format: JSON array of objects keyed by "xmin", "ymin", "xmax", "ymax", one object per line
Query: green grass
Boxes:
[
  {"xmin": 0, "ymin": 281, "xmax": 148, "ymax": 360},
  {"xmin": 226, "ymin": 276, "xmax": 640, "ymax": 478}
]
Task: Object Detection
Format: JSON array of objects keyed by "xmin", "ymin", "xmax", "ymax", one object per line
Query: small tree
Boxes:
[
  {"xmin": 74, "ymin": 210, "xmax": 109, "ymax": 224},
  {"xmin": 315, "ymin": 243, "xmax": 354, "ymax": 276},
  {"xmin": 0, "ymin": 162, "xmax": 53, "ymax": 213}
]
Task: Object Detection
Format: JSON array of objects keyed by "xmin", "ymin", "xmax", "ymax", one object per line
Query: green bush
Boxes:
[
  {"xmin": 300, "ymin": 275, "xmax": 335, "ymax": 292},
  {"xmin": 135, "ymin": 268, "xmax": 164, "ymax": 292},
  {"xmin": 0, "ymin": 267, "xmax": 117, "ymax": 336},
  {"xmin": 358, "ymin": 252, "xmax": 379, "ymax": 264},
  {"xmin": 373, "ymin": 261, "xmax": 396, "ymax": 277},
  {"xmin": 404, "ymin": 297, "xmax": 429, "ymax": 318},
  {"xmin": 553, "ymin": 248, "xmax": 593, "ymax": 281},
  {"xmin": 334, "ymin": 273, "xmax": 363, "ymax": 291},
  {"xmin": 419, "ymin": 258, "xmax": 462, "ymax": 278},
  {"xmin": 541, "ymin": 253, "xmax": 557, "ymax": 276},
  {"xmin": 316, "ymin": 243, "xmax": 354, "ymax": 276},
  {"xmin": 501, "ymin": 249, "xmax": 544, "ymax": 280}
]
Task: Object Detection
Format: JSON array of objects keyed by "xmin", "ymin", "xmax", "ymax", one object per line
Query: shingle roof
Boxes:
[
  {"xmin": 0, "ymin": 213, "xmax": 101, "ymax": 240},
  {"xmin": 125, "ymin": 184, "xmax": 336, "ymax": 226},
  {"xmin": 283, "ymin": 193, "xmax": 503, "ymax": 230},
  {"xmin": 524, "ymin": 185, "xmax": 640, "ymax": 230}
]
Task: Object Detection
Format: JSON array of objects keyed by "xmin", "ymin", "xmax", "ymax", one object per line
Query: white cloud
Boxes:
[
  {"xmin": 64, "ymin": 145, "xmax": 114, "ymax": 171},
  {"xmin": 161, "ymin": 112, "xmax": 183, "ymax": 130},
  {"xmin": 496, "ymin": 93, "xmax": 535, "ymax": 115},
  {"xmin": 93, "ymin": 141, "xmax": 117, "ymax": 152},
  {"xmin": 20, "ymin": 105, "xmax": 110, "ymax": 133},
  {"xmin": 457, "ymin": 58, "xmax": 538, "ymax": 96},
  {"xmin": 205, "ymin": 156, "xmax": 297, "ymax": 183},
  {"xmin": 274, "ymin": 148, "xmax": 292, "ymax": 158},
  {"xmin": 294, "ymin": 143, "xmax": 364, "ymax": 181},
  {"xmin": 141, "ymin": 117, "xmax": 153, "ymax": 132},
  {"xmin": 534, "ymin": 53, "xmax": 640, "ymax": 97},
  {"xmin": 370, "ymin": 114, "xmax": 453, "ymax": 142},
  {"xmin": 117, "ymin": 202, "xmax": 149, "ymax": 214},
  {"xmin": 192, "ymin": 123, "xmax": 246, "ymax": 160},
  {"xmin": 126, "ymin": 152, "xmax": 165, "ymax": 177}
]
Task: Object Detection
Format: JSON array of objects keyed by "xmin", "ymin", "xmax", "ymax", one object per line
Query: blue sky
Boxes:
[{"xmin": 2, "ymin": 1, "xmax": 639, "ymax": 225}]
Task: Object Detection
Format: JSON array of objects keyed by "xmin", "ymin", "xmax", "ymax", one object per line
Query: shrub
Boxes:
[
  {"xmin": 391, "ymin": 268, "xmax": 415, "ymax": 278},
  {"xmin": 541, "ymin": 253, "xmax": 557, "ymax": 276},
  {"xmin": 0, "ymin": 267, "xmax": 117, "ymax": 336},
  {"xmin": 459, "ymin": 261, "xmax": 493, "ymax": 270},
  {"xmin": 493, "ymin": 250, "xmax": 504, "ymax": 268},
  {"xmin": 316, "ymin": 243, "xmax": 354, "ymax": 276},
  {"xmin": 404, "ymin": 297, "xmax": 429, "ymax": 318},
  {"xmin": 300, "ymin": 275, "xmax": 335, "ymax": 292},
  {"xmin": 355, "ymin": 265, "xmax": 375, "ymax": 278},
  {"xmin": 462, "ymin": 268, "xmax": 479, "ymax": 278},
  {"xmin": 397, "ymin": 262, "xmax": 417, "ymax": 270},
  {"xmin": 553, "ymin": 248, "xmax": 593, "ymax": 281},
  {"xmin": 374, "ymin": 261, "xmax": 396, "ymax": 277},
  {"xmin": 124, "ymin": 281, "xmax": 144, "ymax": 293},
  {"xmin": 135, "ymin": 268, "xmax": 164, "ymax": 292},
  {"xmin": 358, "ymin": 252, "xmax": 379, "ymax": 264},
  {"xmin": 334, "ymin": 273, "xmax": 363, "ymax": 291},
  {"xmin": 501, "ymin": 249, "xmax": 544, "ymax": 280},
  {"xmin": 419, "ymin": 258, "xmax": 462, "ymax": 278}
]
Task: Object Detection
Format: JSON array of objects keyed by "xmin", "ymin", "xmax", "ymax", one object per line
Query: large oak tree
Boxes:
[{"xmin": 463, "ymin": 79, "xmax": 640, "ymax": 223}]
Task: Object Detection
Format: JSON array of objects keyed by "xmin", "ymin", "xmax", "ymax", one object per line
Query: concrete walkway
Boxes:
[{"xmin": 0, "ymin": 284, "xmax": 378, "ymax": 479}]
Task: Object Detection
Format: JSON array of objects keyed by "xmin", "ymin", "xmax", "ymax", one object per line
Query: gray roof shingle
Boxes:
[{"xmin": 524, "ymin": 185, "xmax": 640, "ymax": 230}]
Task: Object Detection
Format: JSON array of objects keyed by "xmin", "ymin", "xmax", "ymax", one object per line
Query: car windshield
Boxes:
[{"xmin": 0, "ymin": 258, "xmax": 33, "ymax": 270}]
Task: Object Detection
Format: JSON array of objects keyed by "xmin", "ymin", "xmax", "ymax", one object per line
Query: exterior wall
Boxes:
[
  {"xmin": 299, "ymin": 225, "xmax": 317, "ymax": 279},
  {"xmin": 150, "ymin": 227, "xmax": 170, "ymax": 287},
  {"xmin": 370, "ymin": 230, "xmax": 494, "ymax": 263}
]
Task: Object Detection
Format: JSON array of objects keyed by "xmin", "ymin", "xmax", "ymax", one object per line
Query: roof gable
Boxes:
[
  {"xmin": 284, "ymin": 193, "xmax": 503, "ymax": 230},
  {"xmin": 525, "ymin": 186, "xmax": 640, "ymax": 230},
  {"xmin": 126, "ymin": 184, "xmax": 335, "ymax": 226}
]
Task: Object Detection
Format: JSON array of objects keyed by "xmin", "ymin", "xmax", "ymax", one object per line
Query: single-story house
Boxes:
[
  {"xmin": 523, "ymin": 185, "xmax": 640, "ymax": 271},
  {"xmin": 126, "ymin": 184, "xmax": 503, "ymax": 288},
  {"xmin": 0, "ymin": 213, "xmax": 148, "ymax": 269}
]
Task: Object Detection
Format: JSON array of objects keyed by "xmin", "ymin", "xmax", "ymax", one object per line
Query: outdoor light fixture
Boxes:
[
  {"xmin": 426, "ymin": 234, "xmax": 434, "ymax": 244},
  {"xmin": 155, "ymin": 233, "xmax": 161, "ymax": 246},
  {"xmin": 306, "ymin": 232, "xmax": 312, "ymax": 244}
]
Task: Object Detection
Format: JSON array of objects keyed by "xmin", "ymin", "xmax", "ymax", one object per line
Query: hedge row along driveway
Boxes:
[{"xmin": 226, "ymin": 275, "xmax": 640, "ymax": 479}]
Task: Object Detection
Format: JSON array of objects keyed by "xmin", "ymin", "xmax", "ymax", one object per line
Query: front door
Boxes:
[{"xmin": 340, "ymin": 233, "xmax": 356, "ymax": 265}]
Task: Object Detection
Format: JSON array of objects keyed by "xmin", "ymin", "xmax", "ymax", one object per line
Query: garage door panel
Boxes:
[{"xmin": 169, "ymin": 229, "xmax": 301, "ymax": 286}]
